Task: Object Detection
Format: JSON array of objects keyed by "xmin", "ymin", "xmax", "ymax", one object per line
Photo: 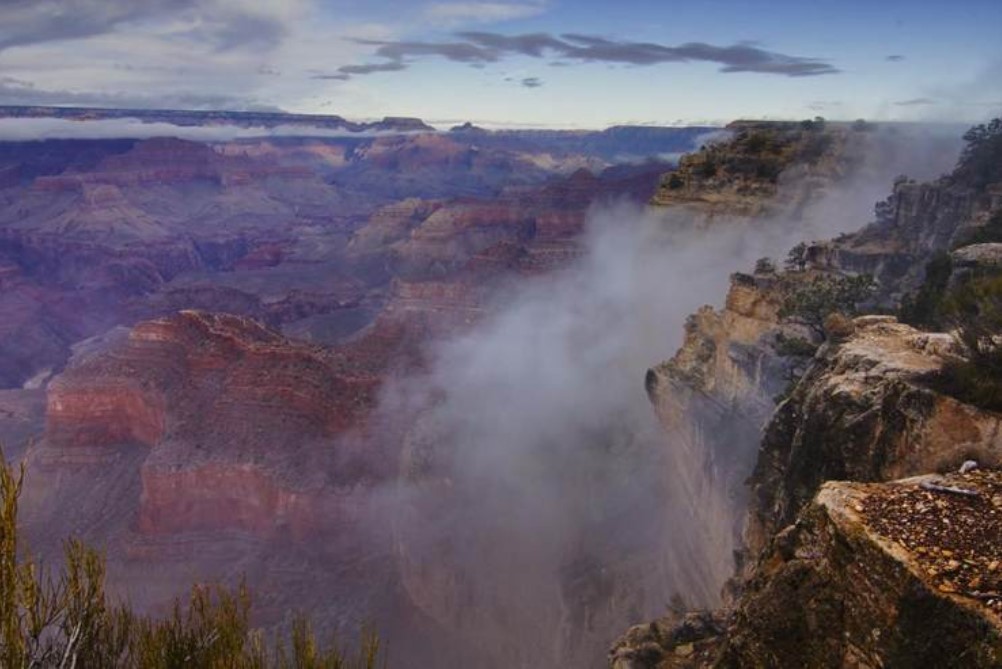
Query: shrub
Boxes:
[
  {"xmin": 754, "ymin": 257, "xmax": 776, "ymax": 275},
  {"xmin": 784, "ymin": 242, "xmax": 808, "ymax": 272},
  {"xmin": 954, "ymin": 208, "xmax": 1002, "ymax": 248},
  {"xmin": 899, "ymin": 252, "xmax": 953, "ymax": 329},
  {"xmin": 954, "ymin": 117, "xmax": 1002, "ymax": 190},
  {"xmin": 934, "ymin": 273, "xmax": 1002, "ymax": 411},
  {"xmin": 778, "ymin": 273, "xmax": 876, "ymax": 339},
  {"xmin": 0, "ymin": 451, "xmax": 383, "ymax": 669}
]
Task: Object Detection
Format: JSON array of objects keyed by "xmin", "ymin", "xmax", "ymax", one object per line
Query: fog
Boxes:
[
  {"xmin": 374, "ymin": 125, "xmax": 965, "ymax": 667},
  {"xmin": 0, "ymin": 117, "xmax": 411, "ymax": 142}
]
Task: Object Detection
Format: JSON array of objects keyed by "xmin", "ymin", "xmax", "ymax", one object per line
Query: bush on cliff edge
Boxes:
[{"xmin": 0, "ymin": 449, "xmax": 383, "ymax": 669}]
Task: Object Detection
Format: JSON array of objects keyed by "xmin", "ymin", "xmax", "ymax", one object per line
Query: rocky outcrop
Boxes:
[
  {"xmin": 20, "ymin": 310, "xmax": 406, "ymax": 641},
  {"xmin": 612, "ymin": 313, "xmax": 1002, "ymax": 668},
  {"xmin": 746, "ymin": 315, "xmax": 1002, "ymax": 561},
  {"xmin": 651, "ymin": 120, "xmax": 862, "ymax": 222},
  {"xmin": 389, "ymin": 201, "xmax": 537, "ymax": 279},
  {"xmin": 722, "ymin": 474, "xmax": 1002, "ymax": 668},
  {"xmin": 611, "ymin": 469, "xmax": 1002, "ymax": 669}
]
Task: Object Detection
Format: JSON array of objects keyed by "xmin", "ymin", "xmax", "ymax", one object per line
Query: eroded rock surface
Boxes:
[{"xmin": 722, "ymin": 476, "xmax": 1002, "ymax": 668}]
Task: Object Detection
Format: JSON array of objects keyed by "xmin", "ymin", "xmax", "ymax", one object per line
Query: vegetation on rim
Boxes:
[{"xmin": 0, "ymin": 449, "xmax": 383, "ymax": 669}]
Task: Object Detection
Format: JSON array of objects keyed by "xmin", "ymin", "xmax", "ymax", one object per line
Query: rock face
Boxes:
[
  {"xmin": 746, "ymin": 316, "xmax": 1002, "ymax": 555},
  {"xmin": 611, "ymin": 316, "xmax": 1002, "ymax": 668},
  {"xmin": 643, "ymin": 272, "xmax": 796, "ymax": 600},
  {"xmin": 639, "ymin": 136, "xmax": 1000, "ymax": 595},
  {"xmin": 721, "ymin": 476, "xmax": 1002, "ymax": 668}
]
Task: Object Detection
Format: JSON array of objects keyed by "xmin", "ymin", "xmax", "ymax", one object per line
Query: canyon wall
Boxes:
[{"xmin": 611, "ymin": 123, "xmax": 1002, "ymax": 666}]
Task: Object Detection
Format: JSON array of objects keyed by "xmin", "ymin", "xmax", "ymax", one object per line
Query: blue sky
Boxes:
[{"xmin": 0, "ymin": 0, "xmax": 999, "ymax": 127}]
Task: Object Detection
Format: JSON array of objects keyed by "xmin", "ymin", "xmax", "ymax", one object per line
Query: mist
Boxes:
[
  {"xmin": 372, "ymin": 124, "xmax": 966, "ymax": 667},
  {"xmin": 0, "ymin": 118, "xmax": 417, "ymax": 142}
]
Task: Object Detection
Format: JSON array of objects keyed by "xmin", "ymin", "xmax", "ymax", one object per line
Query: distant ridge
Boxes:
[{"xmin": 0, "ymin": 105, "xmax": 435, "ymax": 134}]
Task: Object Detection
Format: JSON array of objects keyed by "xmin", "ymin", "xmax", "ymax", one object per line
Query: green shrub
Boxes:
[
  {"xmin": 954, "ymin": 117, "xmax": 1002, "ymax": 190},
  {"xmin": 665, "ymin": 173, "xmax": 684, "ymax": 190},
  {"xmin": 954, "ymin": 208, "xmax": 1002, "ymax": 248},
  {"xmin": 778, "ymin": 273, "xmax": 875, "ymax": 339},
  {"xmin": 899, "ymin": 252, "xmax": 953, "ymax": 329},
  {"xmin": 933, "ymin": 273, "xmax": 1002, "ymax": 411}
]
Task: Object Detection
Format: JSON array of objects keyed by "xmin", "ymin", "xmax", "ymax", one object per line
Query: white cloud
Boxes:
[{"xmin": 0, "ymin": 0, "xmax": 400, "ymax": 113}]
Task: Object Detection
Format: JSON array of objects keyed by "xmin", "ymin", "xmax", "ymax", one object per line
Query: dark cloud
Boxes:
[
  {"xmin": 521, "ymin": 77, "xmax": 543, "ymax": 88},
  {"xmin": 886, "ymin": 55, "xmax": 905, "ymax": 62},
  {"xmin": 337, "ymin": 31, "xmax": 839, "ymax": 79},
  {"xmin": 339, "ymin": 60, "xmax": 408, "ymax": 75},
  {"xmin": 894, "ymin": 97, "xmax": 937, "ymax": 106},
  {"xmin": 0, "ymin": 0, "xmax": 287, "ymax": 53},
  {"xmin": 353, "ymin": 37, "xmax": 498, "ymax": 64},
  {"xmin": 310, "ymin": 73, "xmax": 351, "ymax": 81}
]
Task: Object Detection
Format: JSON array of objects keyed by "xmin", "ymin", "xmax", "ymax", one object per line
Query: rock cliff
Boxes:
[
  {"xmin": 613, "ymin": 318, "xmax": 1002, "ymax": 668},
  {"xmin": 612, "ymin": 118, "xmax": 1002, "ymax": 666}
]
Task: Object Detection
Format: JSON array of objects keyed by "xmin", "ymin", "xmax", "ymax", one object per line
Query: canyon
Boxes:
[{"xmin": 2, "ymin": 110, "xmax": 999, "ymax": 667}]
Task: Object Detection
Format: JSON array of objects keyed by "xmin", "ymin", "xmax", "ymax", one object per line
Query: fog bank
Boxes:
[{"xmin": 376, "ymin": 124, "xmax": 965, "ymax": 667}]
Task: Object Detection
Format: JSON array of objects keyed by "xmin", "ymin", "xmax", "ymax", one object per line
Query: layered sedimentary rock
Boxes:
[
  {"xmin": 27, "ymin": 311, "xmax": 384, "ymax": 538},
  {"xmin": 22, "ymin": 310, "xmax": 402, "ymax": 637}
]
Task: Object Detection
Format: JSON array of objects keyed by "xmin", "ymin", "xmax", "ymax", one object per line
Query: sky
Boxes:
[{"xmin": 0, "ymin": 0, "xmax": 999, "ymax": 128}]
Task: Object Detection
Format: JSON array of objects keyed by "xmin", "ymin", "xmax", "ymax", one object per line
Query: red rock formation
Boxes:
[
  {"xmin": 32, "ymin": 311, "xmax": 384, "ymax": 539},
  {"xmin": 46, "ymin": 381, "xmax": 166, "ymax": 449}
]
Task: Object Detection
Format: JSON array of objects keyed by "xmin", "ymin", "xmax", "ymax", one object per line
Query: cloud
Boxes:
[
  {"xmin": 352, "ymin": 37, "xmax": 498, "ymax": 63},
  {"xmin": 521, "ymin": 76, "xmax": 542, "ymax": 88},
  {"xmin": 0, "ymin": 78, "xmax": 279, "ymax": 111},
  {"xmin": 0, "ymin": 0, "xmax": 189, "ymax": 52},
  {"xmin": 0, "ymin": 0, "xmax": 293, "ymax": 53},
  {"xmin": 886, "ymin": 54, "xmax": 905, "ymax": 62},
  {"xmin": 336, "ymin": 30, "xmax": 839, "ymax": 79},
  {"xmin": 424, "ymin": 2, "xmax": 547, "ymax": 24},
  {"xmin": 894, "ymin": 97, "xmax": 937, "ymax": 106},
  {"xmin": 339, "ymin": 60, "xmax": 409, "ymax": 75}
]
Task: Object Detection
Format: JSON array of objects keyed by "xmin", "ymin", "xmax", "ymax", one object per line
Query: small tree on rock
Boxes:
[{"xmin": 778, "ymin": 273, "xmax": 876, "ymax": 339}]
